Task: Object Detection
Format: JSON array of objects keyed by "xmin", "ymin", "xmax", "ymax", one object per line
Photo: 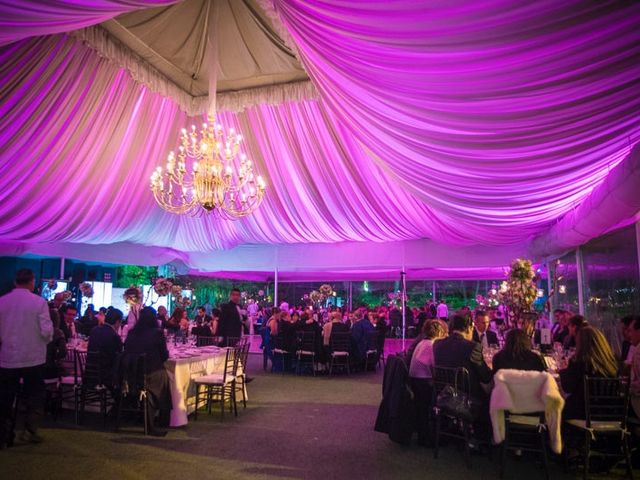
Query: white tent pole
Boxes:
[
  {"xmin": 636, "ymin": 221, "xmax": 640, "ymax": 285},
  {"xmin": 432, "ymin": 280, "xmax": 436, "ymax": 302},
  {"xmin": 274, "ymin": 268, "xmax": 278, "ymax": 309},
  {"xmin": 576, "ymin": 247, "xmax": 585, "ymax": 315},
  {"xmin": 60, "ymin": 257, "xmax": 65, "ymax": 279},
  {"xmin": 401, "ymin": 269, "xmax": 407, "ymax": 351},
  {"xmin": 348, "ymin": 281, "xmax": 353, "ymax": 311}
]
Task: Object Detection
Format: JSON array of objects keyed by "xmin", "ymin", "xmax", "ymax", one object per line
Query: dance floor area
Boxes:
[{"xmin": 1, "ymin": 353, "xmax": 590, "ymax": 480}]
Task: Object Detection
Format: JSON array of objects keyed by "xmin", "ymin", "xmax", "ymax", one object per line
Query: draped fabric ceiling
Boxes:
[{"xmin": 0, "ymin": 0, "xmax": 639, "ymax": 280}]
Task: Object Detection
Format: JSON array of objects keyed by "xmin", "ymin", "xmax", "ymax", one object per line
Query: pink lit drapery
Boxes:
[
  {"xmin": 0, "ymin": 1, "xmax": 639, "ymax": 275},
  {"xmin": 0, "ymin": 35, "xmax": 459, "ymax": 258},
  {"xmin": 273, "ymin": 0, "xmax": 640, "ymax": 243},
  {"xmin": 0, "ymin": 0, "xmax": 180, "ymax": 46}
]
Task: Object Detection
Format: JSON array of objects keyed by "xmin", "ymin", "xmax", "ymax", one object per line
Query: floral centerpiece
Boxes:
[
  {"xmin": 124, "ymin": 286, "xmax": 142, "ymax": 305},
  {"xmin": 319, "ymin": 284, "xmax": 333, "ymax": 297},
  {"xmin": 153, "ymin": 277, "xmax": 173, "ymax": 296},
  {"xmin": 499, "ymin": 258, "xmax": 538, "ymax": 326},
  {"xmin": 309, "ymin": 290, "xmax": 322, "ymax": 303},
  {"xmin": 79, "ymin": 282, "xmax": 94, "ymax": 298}
]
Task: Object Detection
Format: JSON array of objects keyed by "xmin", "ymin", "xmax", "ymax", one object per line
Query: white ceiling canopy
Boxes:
[{"xmin": 73, "ymin": 0, "xmax": 316, "ymax": 114}]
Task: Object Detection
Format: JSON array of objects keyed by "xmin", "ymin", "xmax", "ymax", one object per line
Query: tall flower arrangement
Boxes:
[{"xmin": 499, "ymin": 258, "xmax": 538, "ymax": 326}]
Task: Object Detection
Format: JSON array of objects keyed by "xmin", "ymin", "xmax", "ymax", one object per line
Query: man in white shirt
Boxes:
[
  {"xmin": 0, "ymin": 269, "xmax": 53, "ymax": 448},
  {"xmin": 436, "ymin": 300, "xmax": 448, "ymax": 320}
]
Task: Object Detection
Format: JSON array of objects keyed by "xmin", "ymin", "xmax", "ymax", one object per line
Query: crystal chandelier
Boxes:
[
  {"xmin": 149, "ymin": 2, "xmax": 266, "ymax": 219},
  {"xmin": 150, "ymin": 114, "xmax": 266, "ymax": 218}
]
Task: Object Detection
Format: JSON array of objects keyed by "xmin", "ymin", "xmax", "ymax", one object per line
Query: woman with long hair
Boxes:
[
  {"xmin": 559, "ymin": 326, "xmax": 618, "ymax": 419},
  {"xmin": 166, "ymin": 307, "xmax": 183, "ymax": 332},
  {"xmin": 492, "ymin": 329, "xmax": 546, "ymax": 373}
]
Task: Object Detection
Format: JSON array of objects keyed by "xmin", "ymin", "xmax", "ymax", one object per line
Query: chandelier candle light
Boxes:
[
  {"xmin": 150, "ymin": 117, "xmax": 265, "ymax": 217},
  {"xmin": 150, "ymin": 1, "xmax": 265, "ymax": 219}
]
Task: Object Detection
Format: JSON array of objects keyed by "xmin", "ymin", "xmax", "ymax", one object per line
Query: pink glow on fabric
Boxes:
[
  {"xmin": 0, "ymin": 1, "xmax": 639, "ymax": 274},
  {"xmin": 274, "ymin": 0, "xmax": 640, "ymax": 243}
]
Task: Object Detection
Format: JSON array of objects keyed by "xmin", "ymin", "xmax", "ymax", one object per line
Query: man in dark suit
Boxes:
[
  {"xmin": 433, "ymin": 314, "xmax": 493, "ymax": 439},
  {"xmin": 218, "ymin": 289, "xmax": 243, "ymax": 346},
  {"xmin": 472, "ymin": 310, "xmax": 499, "ymax": 348},
  {"xmin": 87, "ymin": 308, "xmax": 123, "ymax": 375}
]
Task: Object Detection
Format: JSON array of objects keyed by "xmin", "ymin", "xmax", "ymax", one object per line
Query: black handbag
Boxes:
[{"xmin": 435, "ymin": 368, "xmax": 476, "ymax": 422}]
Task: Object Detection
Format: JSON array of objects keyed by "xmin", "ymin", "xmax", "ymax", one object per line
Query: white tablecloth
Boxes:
[{"xmin": 165, "ymin": 347, "xmax": 245, "ymax": 427}]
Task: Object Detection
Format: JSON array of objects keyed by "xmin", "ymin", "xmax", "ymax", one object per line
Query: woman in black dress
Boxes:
[{"xmin": 123, "ymin": 307, "xmax": 171, "ymax": 435}]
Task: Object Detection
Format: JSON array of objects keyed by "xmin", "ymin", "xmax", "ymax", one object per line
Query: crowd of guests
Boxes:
[
  {"xmin": 402, "ymin": 307, "xmax": 640, "ymax": 451},
  {"xmin": 2, "ymin": 267, "xmax": 639, "ymax": 455},
  {"xmin": 0, "ymin": 273, "xmax": 252, "ymax": 446}
]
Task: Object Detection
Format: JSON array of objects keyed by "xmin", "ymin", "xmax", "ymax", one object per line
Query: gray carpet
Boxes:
[{"xmin": 0, "ymin": 354, "xmax": 633, "ymax": 479}]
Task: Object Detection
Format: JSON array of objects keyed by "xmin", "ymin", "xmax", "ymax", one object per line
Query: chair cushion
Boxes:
[
  {"xmin": 272, "ymin": 349, "xmax": 289, "ymax": 354},
  {"xmin": 331, "ymin": 351, "xmax": 349, "ymax": 357},
  {"xmin": 60, "ymin": 376, "xmax": 77, "ymax": 385},
  {"xmin": 508, "ymin": 414, "xmax": 542, "ymax": 427},
  {"xmin": 194, "ymin": 374, "xmax": 234, "ymax": 385},
  {"xmin": 297, "ymin": 350, "xmax": 314, "ymax": 356},
  {"xmin": 566, "ymin": 419, "xmax": 622, "ymax": 431},
  {"xmin": 366, "ymin": 350, "xmax": 377, "ymax": 355}
]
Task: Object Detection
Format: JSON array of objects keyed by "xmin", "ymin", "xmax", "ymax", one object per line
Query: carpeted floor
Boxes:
[{"xmin": 0, "ymin": 354, "xmax": 634, "ymax": 480}]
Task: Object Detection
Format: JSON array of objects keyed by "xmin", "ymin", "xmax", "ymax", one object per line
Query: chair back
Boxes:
[
  {"xmin": 298, "ymin": 331, "xmax": 316, "ymax": 352},
  {"xmin": 196, "ymin": 335, "xmax": 217, "ymax": 347},
  {"xmin": 75, "ymin": 350, "xmax": 88, "ymax": 380},
  {"xmin": 83, "ymin": 351, "xmax": 107, "ymax": 388},
  {"xmin": 225, "ymin": 336, "xmax": 240, "ymax": 347},
  {"xmin": 114, "ymin": 352, "xmax": 147, "ymax": 395},
  {"xmin": 433, "ymin": 365, "xmax": 471, "ymax": 397},
  {"xmin": 330, "ymin": 331, "xmax": 351, "ymax": 353},
  {"xmin": 584, "ymin": 376, "xmax": 630, "ymax": 428},
  {"xmin": 221, "ymin": 347, "xmax": 237, "ymax": 383},
  {"xmin": 366, "ymin": 330, "xmax": 378, "ymax": 352}
]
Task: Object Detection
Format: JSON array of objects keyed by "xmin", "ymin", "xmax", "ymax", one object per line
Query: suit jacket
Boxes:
[
  {"xmin": 123, "ymin": 327, "xmax": 168, "ymax": 373},
  {"xmin": 472, "ymin": 329, "xmax": 499, "ymax": 346},
  {"xmin": 218, "ymin": 301, "xmax": 243, "ymax": 341},
  {"xmin": 433, "ymin": 332, "xmax": 493, "ymax": 399},
  {"xmin": 351, "ymin": 319, "xmax": 375, "ymax": 360}
]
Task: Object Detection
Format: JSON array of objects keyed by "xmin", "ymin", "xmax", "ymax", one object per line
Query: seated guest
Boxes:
[
  {"xmin": 627, "ymin": 316, "xmax": 640, "ymax": 418},
  {"xmin": 156, "ymin": 306, "xmax": 168, "ymax": 329},
  {"xmin": 563, "ymin": 314, "xmax": 586, "ymax": 350},
  {"xmin": 59, "ymin": 304, "xmax": 78, "ymax": 340},
  {"xmin": 351, "ymin": 310, "xmax": 375, "ymax": 362},
  {"xmin": 44, "ymin": 309, "xmax": 67, "ymax": 380},
  {"xmin": 323, "ymin": 311, "xmax": 349, "ymax": 347},
  {"xmin": 165, "ymin": 307, "xmax": 183, "ymax": 333},
  {"xmin": 191, "ymin": 317, "xmax": 212, "ymax": 338},
  {"xmin": 472, "ymin": 310, "xmax": 499, "ymax": 348},
  {"xmin": 559, "ymin": 326, "xmax": 618, "ymax": 420},
  {"xmin": 492, "ymin": 329, "xmax": 546, "ymax": 373},
  {"xmin": 78, "ymin": 304, "xmax": 98, "ymax": 336},
  {"xmin": 193, "ymin": 306, "xmax": 211, "ymax": 326},
  {"xmin": 278, "ymin": 312, "xmax": 298, "ymax": 352},
  {"xmin": 299, "ymin": 312, "xmax": 323, "ymax": 356},
  {"xmin": 433, "ymin": 314, "xmax": 493, "ymax": 439},
  {"xmin": 410, "ymin": 320, "xmax": 448, "ymax": 446},
  {"xmin": 87, "ymin": 308, "xmax": 123, "ymax": 375},
  {"xmin": 551, "ymin": 309, "xmax": 570, "ymax": 344},
  {"xmin": 123, "ymin": 307, "xmax": 171, "ymax": 436},
  {"xmin": 375, "ymin": 314, "xmax": 388, "ymax": 354}
]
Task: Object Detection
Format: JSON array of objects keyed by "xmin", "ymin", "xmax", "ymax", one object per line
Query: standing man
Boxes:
[
  {"xmin": 0, "ymin": 269, "xmax": 53, "ymax": 448},
  {"xmin": 218, "ymin": 288, "xmax": 243, "ymax": 346},
  {"xmin": 436, "ymin": 299, "xmax": 449, "ymax": 320}
]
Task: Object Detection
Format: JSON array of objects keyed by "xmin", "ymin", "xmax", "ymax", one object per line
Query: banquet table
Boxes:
[{"xmin": 165, "ymin": 346, "xmax": 244, "ymax": 427}]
